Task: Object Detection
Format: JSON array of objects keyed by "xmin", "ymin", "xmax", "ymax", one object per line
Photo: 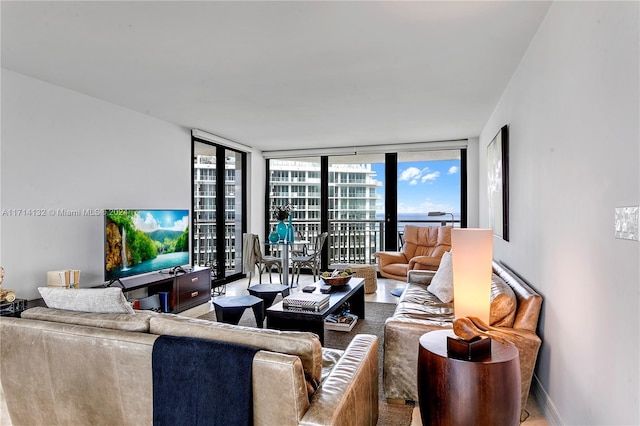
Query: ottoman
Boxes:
[{"xmin": 348, "ymin": 264, "xmax": 378, "ymax": 294}]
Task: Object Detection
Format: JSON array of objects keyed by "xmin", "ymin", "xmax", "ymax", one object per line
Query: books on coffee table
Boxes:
[
  {"xmin": 283, "ymin": 293, "xmax": 330, "ymax": 312},
  {"xmin": 325, "ymin": 312, "xmax": 358, "ymax": 331}
]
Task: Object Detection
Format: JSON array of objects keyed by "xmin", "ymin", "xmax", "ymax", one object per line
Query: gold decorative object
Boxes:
[
  {"xmin": 453, "ymin": 316, "xmax": 521, "ymax": 344},
  {"xmin": 449, "ymin": 316, "xmax": 513, "ymax": 360},
  {"xmin": 0, "ymin": 266, "xmax": 16, "ymax": 303}
]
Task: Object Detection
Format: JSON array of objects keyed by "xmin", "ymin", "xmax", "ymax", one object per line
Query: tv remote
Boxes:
[{"xmin": 302, "ymin": 285, "xmax": 316, "ymax": 293}]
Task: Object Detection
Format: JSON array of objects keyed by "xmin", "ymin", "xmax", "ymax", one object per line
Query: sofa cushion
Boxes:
[
  {"xmin": 321, "ymin": 347, "xmax": 345, "ymax": 384},
  {"xmin": 427, "ymin": 250, "xmax": 453, "ymax": 303},
  {"xmin": 21, "ymin": 307, "xmax": 153, "ymax": 332},
  {"xmin": 401, "ymin": 271, "xmax": 516, "ymax": 327},
  {"xmin": 149, "ymin": 315, "xmax": 323, "ymax": 387},
  {"xmin": 489, "ymin": 275, "xmax": 517, "ymax": 327},
  {"xmin": 396, "ymin": 283, "xmax": 454, "ymax": 322},
  {"xmin": 38, "ymin": 287, "xmax": 135, "ymax": 314}
]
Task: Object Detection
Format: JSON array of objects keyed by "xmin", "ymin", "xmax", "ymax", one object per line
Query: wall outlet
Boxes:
[{"xmin": 615, "ymin": 206, "xmax": 639, "ymax": 241}]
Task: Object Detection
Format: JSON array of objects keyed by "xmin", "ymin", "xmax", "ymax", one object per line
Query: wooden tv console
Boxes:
[{"xmin": 115, "ymin": 266, "xmax": 210, "ymax": 313}]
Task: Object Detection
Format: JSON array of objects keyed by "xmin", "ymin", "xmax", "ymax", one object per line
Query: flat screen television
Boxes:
[{"xmin": 104, "ymin": 209, "xmax": 190, "ymax": 282}]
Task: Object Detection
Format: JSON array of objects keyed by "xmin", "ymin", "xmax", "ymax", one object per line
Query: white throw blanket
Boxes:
[{"xmin": 242, "ymin": 233, "xmax": 256, "ymax": 277}]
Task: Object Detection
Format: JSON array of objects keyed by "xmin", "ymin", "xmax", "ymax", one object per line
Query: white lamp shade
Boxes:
[{"xmin": 451, "ymin": 228, "xmax": 493, "ymax": 323}]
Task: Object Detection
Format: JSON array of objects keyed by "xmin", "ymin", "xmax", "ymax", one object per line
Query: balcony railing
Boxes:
[
  {"xmin": 193, "ymin": 218, "xmax": 459, "ymax": 279},
  {"xmin": 270, "ymin": 219, "xmax": 459, "ymax": 266}
]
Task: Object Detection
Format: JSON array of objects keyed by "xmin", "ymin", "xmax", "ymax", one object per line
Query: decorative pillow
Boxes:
[
  {"xmin": 22, "ymin": 307, "xmax": 149, "ymax": 331},
  {"xmin": 38, "ymin": 287, "xmax": 135, "ymax": 314},
  {"xmin": 427, "ymin": 250, "xmax": 453, "ymax": 303}
]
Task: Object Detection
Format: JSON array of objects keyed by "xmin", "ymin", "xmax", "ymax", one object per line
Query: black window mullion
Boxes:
[
  {"xmin": 461, "ymin": 148, "xmax": 468, "ymax": 228},
  {"xmin": 265, "ymin": 160, "xmax": 272, "ymax": 238},
  {"xmin": 385, "ymin": 152, "xmax": 398, "ymax": 251},
  {"xmin": 320, "ymin": 156, "xmax": 329, "ymax": 271}
]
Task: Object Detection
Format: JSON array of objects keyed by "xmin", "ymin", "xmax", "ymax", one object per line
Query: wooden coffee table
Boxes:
[{"xmin": 265, "ymin": 277, "xmax": 365, "ymax": 345}]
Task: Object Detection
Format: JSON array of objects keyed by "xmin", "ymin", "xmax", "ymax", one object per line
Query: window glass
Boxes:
[
  {"xmin": 396, "ymin": 151, "xmax": 461, "ymax": 228},
  {"xmin": 268, "ymin": 158, "xmax": 322, "ymax": 241},
  {"xmin": 266, "ymin": 149, "xmax": 461, "ymax": 266},
  {"xmin": 193, "ymin": 140, "xmax": 246, "ymax": 282}
]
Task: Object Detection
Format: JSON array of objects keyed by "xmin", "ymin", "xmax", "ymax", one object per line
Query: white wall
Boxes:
[
  {"xmin": 246, "ymin": 151, "xmax": 266, "ymax": 240},
  {"xmin": 479, "ymin": 2, "xmax": 639, "ymax": 424},
  {"xmin": 1, "ymin": 70, "xmax": 192, "ymax": 299},
  {"xmin": 466, "ymin": 137, "xmax": 480, "ymax": 228}
]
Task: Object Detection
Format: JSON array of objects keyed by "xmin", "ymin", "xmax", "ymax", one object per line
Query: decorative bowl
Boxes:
[{"xmin": 320, "ymin": 273, "xmax": 355, "ymax": 287}]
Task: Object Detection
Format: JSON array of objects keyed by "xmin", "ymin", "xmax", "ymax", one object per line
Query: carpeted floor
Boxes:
[
  {"xmin": 198, "ymin": 300, "xmax": 414, "ymax": 426},
  {"xmin": 324, "ymin": 302, "xmax": 415, "ymax": 426}
]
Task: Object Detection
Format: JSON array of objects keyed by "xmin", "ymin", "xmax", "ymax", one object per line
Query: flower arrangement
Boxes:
[{"xmin": 273, "ymin": 203, "xmax": 295, "ymax": 221}]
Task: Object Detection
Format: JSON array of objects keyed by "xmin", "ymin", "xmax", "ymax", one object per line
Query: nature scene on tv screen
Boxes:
[{"xmin": 105, "ymin": 209, "xmax": 189, "ymax": 281}]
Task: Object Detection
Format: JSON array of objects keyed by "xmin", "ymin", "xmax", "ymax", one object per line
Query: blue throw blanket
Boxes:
[{"xmin": 152, "ymin": 335, "xmax": 259, "ymax": 426}]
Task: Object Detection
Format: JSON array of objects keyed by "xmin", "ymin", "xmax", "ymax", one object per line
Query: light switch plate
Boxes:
[{"xmin": 615, "ymin": 206, "xmax": 639, "ymax": 241}]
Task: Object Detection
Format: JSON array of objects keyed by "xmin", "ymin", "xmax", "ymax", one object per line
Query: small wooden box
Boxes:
[{"xmin": 447, "ymin": 335, "xmax": 491, "ymax": 360}]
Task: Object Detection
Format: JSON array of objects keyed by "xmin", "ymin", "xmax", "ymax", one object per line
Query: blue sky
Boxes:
[
  {"xmin": 371, "ymin": 160, "xmax": 461, "ymax": 217},
  {"xmin": 134, "ymin": 210, "xmax": 189, "ymax": 232}
]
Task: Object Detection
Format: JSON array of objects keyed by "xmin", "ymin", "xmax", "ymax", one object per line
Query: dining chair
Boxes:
[
  {"xmin": 290, "ymin": 230, "xmax": 308, "ymax": 258},
  {"xmin": 243, "ymin": 233, "xmax": 282, "ymax": 286},
  {"xmin": 291, "ymin": 232, "xmax": 328, "ymax": 284}
]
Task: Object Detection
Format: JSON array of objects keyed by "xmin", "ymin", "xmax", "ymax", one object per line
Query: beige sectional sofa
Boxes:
[
  {"xmin": 383, "ymin": 260, "xmax": 542, "ymax": 421},
  {"xmin": 0, "ymin": 307, "xmax": 379, "ymax": 426}
]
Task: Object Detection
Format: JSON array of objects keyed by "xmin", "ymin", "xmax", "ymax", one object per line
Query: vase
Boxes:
[
  {"xmin": 268, "ymin": 231, "xmax": 280, "ymax": 244},
  {"xmin": 286, "ymin": 215, "xmax": 295, "ymax": 243},
  {"xmin": 276, "ymin": 220, "xmax": 288, "ymax": 242}
]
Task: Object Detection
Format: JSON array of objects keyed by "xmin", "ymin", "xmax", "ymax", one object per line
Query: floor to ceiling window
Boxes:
[
  {"xmin": 266, "ymin": 147, "xmax": 465, "ymax": 268},
  {"xmin": 328, "ymin": 154, "xmax": 384, "ymax": 265},
  {"xmin": 192, "ymin": 137, "xmax": 246, "ymax": 284},
  {"xmin": 267, "ymin": 157, "xmax": 322, "ymax": 242},
  {"xmin": 395, "ymin": 151, "xmax": 462, "ymax": 226}
]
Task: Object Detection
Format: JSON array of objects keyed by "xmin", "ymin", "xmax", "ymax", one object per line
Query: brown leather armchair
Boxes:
[{"xmin": 374, "ymin": 225, "xmax": 452, "ymax": 281}]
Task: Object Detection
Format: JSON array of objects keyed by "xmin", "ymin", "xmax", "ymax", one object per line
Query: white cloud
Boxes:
[
  {"xmin": 421, "ymin": 171, "xmax": 440, "ymax": 183},
  {"xmin": 448, "ymin": 166, "xmax": 458, "ymax": 175},
  {"xmin": 397, "ymin": 202, "xmax": 423, "ymax": 214},
  {"xmin": 400, "ymin": 166, "xmax": 440, "ymax": 185},
  {"xmin": 170, "ymin": 216, "xmax": 189, "ymax": 232},
  {"xmin": 134, "ymin": 212, "xmax": 159, "ymax": 233},
  {"xmin": 397, "ymin": 200, "xmax": 455, "ymax": 215},
  {"xmin": 399, "ymin": 167, "xmax": 421, "ymax": 182}
]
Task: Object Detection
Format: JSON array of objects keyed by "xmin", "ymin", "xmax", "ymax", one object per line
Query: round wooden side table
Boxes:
[{"xmin": 418, "ymin": 330, "xmax": 521, "ymax": 426}]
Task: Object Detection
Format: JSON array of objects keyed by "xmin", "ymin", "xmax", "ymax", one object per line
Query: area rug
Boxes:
[
  {"xmin": 324, "ymin": 302, "xmax": 415, "ymax": 426},
  {"xmin": 197, "ymin": 301, "xmax": 415, "ymax": 426}
]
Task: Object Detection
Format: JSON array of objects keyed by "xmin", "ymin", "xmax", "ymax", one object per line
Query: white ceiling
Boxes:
[{"xmin": 1, "ymin": 1, "xmax": 551, "ymax": 152}]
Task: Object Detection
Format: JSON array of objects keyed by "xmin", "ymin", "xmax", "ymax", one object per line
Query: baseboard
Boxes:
[{"xmin": 531, "ymin": 374, "xmax": 563, "ymax": 425}]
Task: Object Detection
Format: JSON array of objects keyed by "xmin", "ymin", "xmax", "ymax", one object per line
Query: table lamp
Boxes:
[{"xmin": 448, "ymin": 228, "xmax": 493, "ymax": 359}]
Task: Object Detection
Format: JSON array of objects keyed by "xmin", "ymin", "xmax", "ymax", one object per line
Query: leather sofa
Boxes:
[
  {"xmin": 0, "ymin": 307, "xmax": 379, "ymax": 426},
  {"xmin": 374, "ymin": 225, "xmax": 452, "ymax": 281},
  {"xmin": 383, "ymin": 261, "xmax": 542, "ymax": 421}
]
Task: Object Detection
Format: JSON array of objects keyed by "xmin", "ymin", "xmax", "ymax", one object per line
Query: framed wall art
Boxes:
[{"xmin": 487, "ymin": 124, "xmax": 509, "ymax": 241}]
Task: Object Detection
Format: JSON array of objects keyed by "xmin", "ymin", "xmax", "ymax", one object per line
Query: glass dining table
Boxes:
[{"xmin": 266, "ymin": 240, "xmax": 309, "ymax": 287}]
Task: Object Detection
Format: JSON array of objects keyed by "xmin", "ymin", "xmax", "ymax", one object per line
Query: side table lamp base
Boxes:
[{"xmin": 446, "ymin": 335, "xmax": 491, "ymax": 360}]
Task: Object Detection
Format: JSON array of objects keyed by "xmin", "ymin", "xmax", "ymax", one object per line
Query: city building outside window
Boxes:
[{"xmin": 267, "ymin": 150, "xmax": 462, "ymax": 267}]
